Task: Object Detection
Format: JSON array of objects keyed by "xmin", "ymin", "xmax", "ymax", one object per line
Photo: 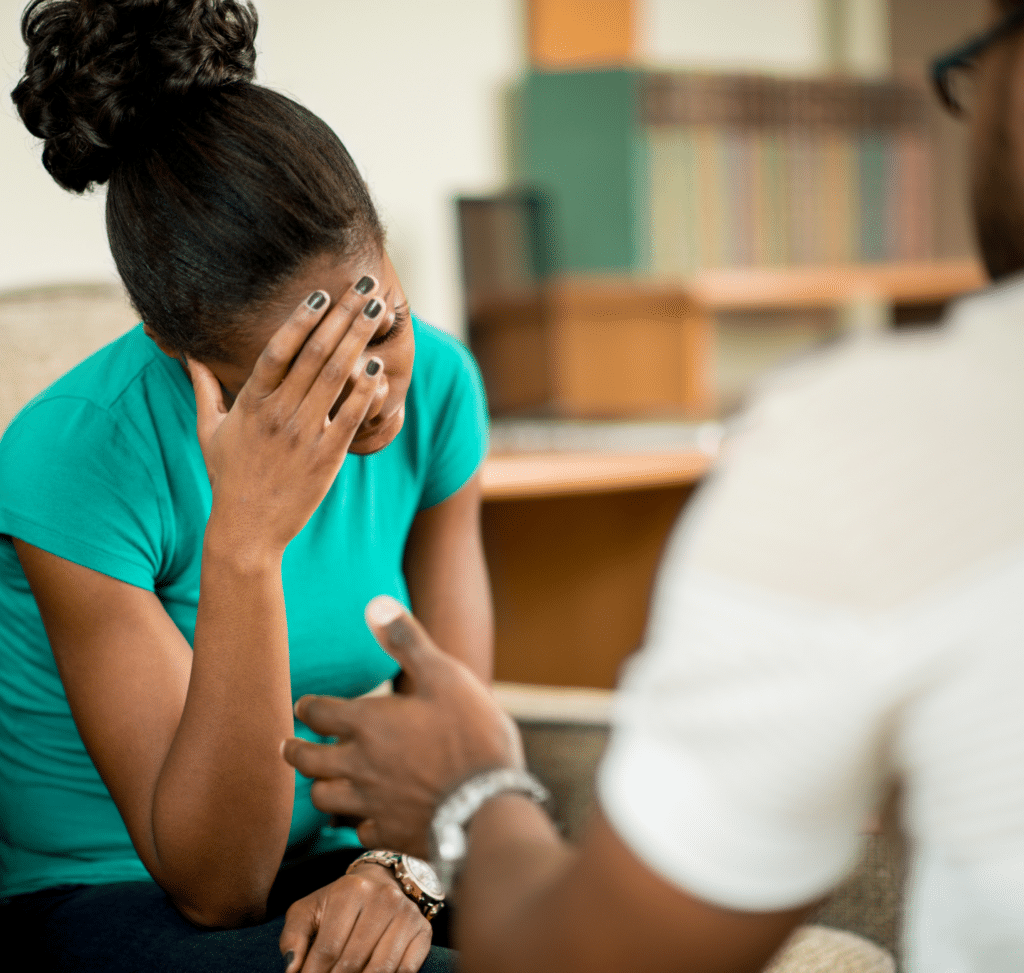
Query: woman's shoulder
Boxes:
[
  {"xmin": 31, "ymin": 324, "xmax": 160, "ymax": 409},
  {"xmin": 412, "ymin": 315, "xmax": 477, "ymax": 371},
  {"xmin": 4, "ymin": 324, "xmax": 179, "ymax": 438},
  {"xmin": 400, "ymin": 316, "xmax": 488, "ymax": 509},
  {"xmin": 409, "ymin": 316, "xmax": 485, "ymax": 407}
]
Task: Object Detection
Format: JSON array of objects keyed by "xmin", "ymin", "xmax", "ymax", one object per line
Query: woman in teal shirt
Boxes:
[{"xmin": 0, "ymin": 1, "xmax": 490, "ymax": 971}]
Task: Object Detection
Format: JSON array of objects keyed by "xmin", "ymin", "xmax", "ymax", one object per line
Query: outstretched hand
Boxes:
[{"xmin": 282, "ymin": 596, "xmax": 523, "ymax": 858}]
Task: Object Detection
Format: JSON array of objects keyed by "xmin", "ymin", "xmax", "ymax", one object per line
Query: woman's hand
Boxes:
[
  {"xmin": 279, "ymin": 863, "xmax": 433, "ymax": 973},
  {"xmin": 188, "ymin": 279, "xmax": 387, "ymax": 562}
]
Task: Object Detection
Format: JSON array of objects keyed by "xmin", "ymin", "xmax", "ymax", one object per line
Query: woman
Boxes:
[{"xmin": 0, "ymin": 1, "xmax": 491, "ymax": 971}]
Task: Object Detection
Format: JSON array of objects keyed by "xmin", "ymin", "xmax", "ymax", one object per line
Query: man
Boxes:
[{"xmin": 282, "ymin": 4, "xmax": 1024, "ymax": 971}]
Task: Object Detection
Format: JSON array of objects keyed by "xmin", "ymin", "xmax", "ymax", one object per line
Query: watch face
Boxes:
[{"xmin": 403, "ymin": 855, "xmax": 445, "ymax": 900}]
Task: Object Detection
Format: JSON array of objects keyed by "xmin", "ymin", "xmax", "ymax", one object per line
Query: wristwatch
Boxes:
[
  {"xmin": 429, "ymin": 767, "xmax": 550, "ymax": 895},
  {"xmin": 346, "ymin": 850, "xmax": 445, "ymax": 919}
]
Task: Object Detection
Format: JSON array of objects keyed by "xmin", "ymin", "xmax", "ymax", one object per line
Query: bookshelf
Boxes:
[
  {"xmin": 519, "ymin": 69, "xmax": 936, "ymax": 278},
  {"xmin": 464, "ymin": 63, "xmax": 988, "ymax": 418},
  {"xmin": 469, "ymin": 258, "xmax": 986, "ymax": 418},
  {"xmin": 688, "ymin": 258, "xmax": 984, "ymax": 311}
]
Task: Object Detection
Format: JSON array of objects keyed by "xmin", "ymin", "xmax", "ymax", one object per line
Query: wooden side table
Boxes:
[{"xmin": 480, "ymin": 451, "xmax": 711, "ymax": 688}]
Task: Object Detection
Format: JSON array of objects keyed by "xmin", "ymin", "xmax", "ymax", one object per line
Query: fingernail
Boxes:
[
  {"xmin": 365, "ymin": 358, "xmax": 381, "ymax": 376},
  {"xmin": 386, "ymin": 618, "xmax": 415, "ymax": 648},
  {"xmin": 306, "ymin": 291, "xmax": 327, "ymax": 310},
  {"xmin": 365, "ymin": 594, "xmax": 404, "ymax": 627},
  {"xmin": 364, "ymin": 298, "xmax": 383, "ymax": 319},
  {"xmin": 282, "ymin": 950, "xmax": 294, "ymax": 971},
  {"xmin": 354, "ymin": 275, "xmax": 375, "ymax": 295}
]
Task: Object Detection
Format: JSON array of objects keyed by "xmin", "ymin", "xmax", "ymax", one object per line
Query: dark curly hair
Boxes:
[{"xmin": 11, "ymin": 0, "xmax": 383, "ymax": 362}]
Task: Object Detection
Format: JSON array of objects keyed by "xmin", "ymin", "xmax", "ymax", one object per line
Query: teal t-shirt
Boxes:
[{"xmin": 0, "ymin": 317, "xmax": 488, "ymax": 898}]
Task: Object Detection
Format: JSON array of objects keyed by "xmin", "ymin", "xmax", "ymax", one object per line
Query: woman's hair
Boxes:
[{"xmin": 11, "ymin": 0, "xmax": 383, "ymax": 361}]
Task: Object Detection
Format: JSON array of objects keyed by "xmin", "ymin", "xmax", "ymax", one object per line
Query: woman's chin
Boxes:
[{"xmin": 348, "ymin": 405, "xmax": 405, "ymax": 455}]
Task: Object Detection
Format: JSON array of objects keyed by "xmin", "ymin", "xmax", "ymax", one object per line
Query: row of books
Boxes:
[
  {"xmin": 643, "ymin": 72, "xmax": 929, "ymax": 130},
  {"xmin": 641, "ymin": 74, "xmax": 933, "ymax": 272}
]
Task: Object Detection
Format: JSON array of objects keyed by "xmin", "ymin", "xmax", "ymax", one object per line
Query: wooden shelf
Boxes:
[
  {"xmin": 481, "ymin": 450, "xmax": 711, "ymax": 500},
  {"xmin": 687, "ymin": 259, "xmax": 986, "ymax": 312},
  {"xmin": 470, "ymin": 260, "xmax": 987, "ymax": 420},
  {"xmin": 493, "ymin": 681, "xmax": 614, "ymax": 724}
]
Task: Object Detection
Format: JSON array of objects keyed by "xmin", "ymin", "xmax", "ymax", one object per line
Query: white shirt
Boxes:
[{"xmin": 599, "ymin": 277, "xmax": 1024, "ymax": 972}]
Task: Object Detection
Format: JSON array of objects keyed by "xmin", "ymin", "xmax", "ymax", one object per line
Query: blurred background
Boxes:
[
  {"xmin": 0, "ymin": 0, "xmax": 994, "ymax": 693},
  {"xmin": 1, "ymin": 7, "xmax": 992, "ymax": 952},
  {"xmin": 0, "ymin": 1, "xmax": 987, "ymax": 363}
]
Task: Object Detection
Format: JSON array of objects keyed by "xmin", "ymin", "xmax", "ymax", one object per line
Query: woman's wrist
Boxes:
[
  {"xmin": 347, "ymin": 860, "xmax": 402, "ymax": 885},
  {"xmin": 202, "ymin": 508, "xmax": 285, "ymax": 577}
]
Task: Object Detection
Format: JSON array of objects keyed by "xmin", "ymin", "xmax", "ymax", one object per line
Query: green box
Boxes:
[{"xmin": 523, "ymin": 69, "xmax": 648, "ymax": 274}]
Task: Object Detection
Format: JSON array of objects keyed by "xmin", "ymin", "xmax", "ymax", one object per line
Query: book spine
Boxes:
[{"xmin": 640, "ymin": 72, "xmax": 933, "ymax": 269}]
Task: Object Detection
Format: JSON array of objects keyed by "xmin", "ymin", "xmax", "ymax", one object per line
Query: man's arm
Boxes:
[
  {"xmin": 283, "ymin": 598, "xmax": 811, "ymax": 973},
  {"xmin": 457, "ymin": 796, "xmax": 810, "ymax": 973}
]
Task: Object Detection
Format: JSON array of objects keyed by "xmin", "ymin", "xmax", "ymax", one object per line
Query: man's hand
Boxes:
[{"xmin": 282, "ymin": 595, "xmax": 523, "ymax": 857}]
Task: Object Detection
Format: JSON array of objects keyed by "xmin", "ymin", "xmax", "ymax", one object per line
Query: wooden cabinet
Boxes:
[{"xmin": 480, "ymin": 451, "xmax": 709, "ymax": 688}]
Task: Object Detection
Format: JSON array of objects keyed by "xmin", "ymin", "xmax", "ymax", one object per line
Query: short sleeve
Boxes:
[
  {"xmin": 597, "ymin": 557, "xmax": 894, "ymax": 911},
  {"xmin": 413, "ymin": 322, "xmax": 489, "ymax": 510},
  {"xmin": 0, "ymin": 397, "xmax": 166, "ymax": 590}
]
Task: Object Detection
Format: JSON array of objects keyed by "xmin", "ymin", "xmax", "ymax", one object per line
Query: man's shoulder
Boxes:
[{"xmin": 687, "ymin": 282, "xmax": 1024, "ymax": 610}]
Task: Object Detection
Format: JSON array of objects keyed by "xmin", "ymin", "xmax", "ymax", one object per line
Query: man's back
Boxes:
[{"xmin": 600, "ymin": 278, "xmax": 1024, "ymax": 971}]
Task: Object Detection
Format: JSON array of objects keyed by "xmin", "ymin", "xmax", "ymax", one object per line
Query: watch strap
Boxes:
[{"xmin": 429, "ymin": 767, "xmax": 550, "ymax": 894}]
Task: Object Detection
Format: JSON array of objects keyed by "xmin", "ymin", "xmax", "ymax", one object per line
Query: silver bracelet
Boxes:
[{"xmin": 428, "ymin": 767, "xmax": 550, "ymax": 895}]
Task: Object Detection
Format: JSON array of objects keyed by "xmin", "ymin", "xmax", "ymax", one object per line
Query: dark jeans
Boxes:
[{"xmin": 1, "ymin": 848, "xmax": 457, "ymax": 972}]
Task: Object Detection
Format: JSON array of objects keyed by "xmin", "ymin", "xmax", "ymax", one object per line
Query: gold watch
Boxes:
[{"xmin": 346, "ymin": 850, "xmax": 445, "ymax": 920}]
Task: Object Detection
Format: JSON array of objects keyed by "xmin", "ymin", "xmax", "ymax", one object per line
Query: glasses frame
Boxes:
[{"xmin": 932, "ymin": 5, "xmax": 1024, "ymax": 115}]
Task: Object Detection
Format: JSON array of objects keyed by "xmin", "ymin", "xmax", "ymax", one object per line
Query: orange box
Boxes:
[{"xmin": 528, "ymin": 0, "xmax": 635, "ymax": 68}]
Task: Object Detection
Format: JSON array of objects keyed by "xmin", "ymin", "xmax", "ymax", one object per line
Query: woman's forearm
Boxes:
[{"xmin": 149, "ymin": 519, "xmax": 295, "ymax": 927}]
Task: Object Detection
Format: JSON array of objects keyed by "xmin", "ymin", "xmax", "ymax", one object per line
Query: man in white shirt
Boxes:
[{"xmin": 282, "ymin": 3, "xmax": 1024, "ymax": 971}]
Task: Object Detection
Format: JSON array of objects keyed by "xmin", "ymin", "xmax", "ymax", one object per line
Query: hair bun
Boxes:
[{"xmin": 11, "ymin": 0, "xmax": 258, "ymax": 192}]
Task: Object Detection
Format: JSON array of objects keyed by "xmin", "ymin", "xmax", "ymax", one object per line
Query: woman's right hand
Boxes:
[{"xmin": 188, "ymin": 278, "xmax": 386, "ymax": 560}]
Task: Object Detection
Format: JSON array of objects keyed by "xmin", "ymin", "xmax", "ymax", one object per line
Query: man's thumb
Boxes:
[{"xmin": 364, "ymin": 596, "xmax": 437, "ymax": 692}]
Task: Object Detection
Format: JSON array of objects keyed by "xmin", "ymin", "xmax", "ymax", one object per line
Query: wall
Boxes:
[
  {"xmin": 639, "ymin": 0, "xmax": 828, "ymax": 73},
  {"xmin": 638, "ymin": 0, "xmax": 890, "ymax": 75},
  {"xmin": 0, "ymin": 0, "xmax": 526, "ymax": 336},
  {"xmin": 0, "ymin": 0, "xmax": 915, "ymax": 336}
]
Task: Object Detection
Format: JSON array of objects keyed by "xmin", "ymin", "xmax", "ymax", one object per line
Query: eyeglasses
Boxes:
[{"xmin": 932, "ymin": 4, "xmax": 1024, "ymax": 116}]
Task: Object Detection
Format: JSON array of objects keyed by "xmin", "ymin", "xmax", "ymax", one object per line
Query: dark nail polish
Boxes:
[
  {"xmin": 282, "ymin": 950, "xmax": 294, "ymax": 970},
  {"xmin": 354, "ymin": 276, "xmax": 375, "ymax": 295},
  {"xmin": 306, "ymin": 291, "xmax": 327, "ymax": 310},
  {"xmin": 364, "ymin": 299, "xmax": 382, "ymax": 319},
  {"xmin": 366, "ymin": 359, "xmax": 381, "ymax": 376}
]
